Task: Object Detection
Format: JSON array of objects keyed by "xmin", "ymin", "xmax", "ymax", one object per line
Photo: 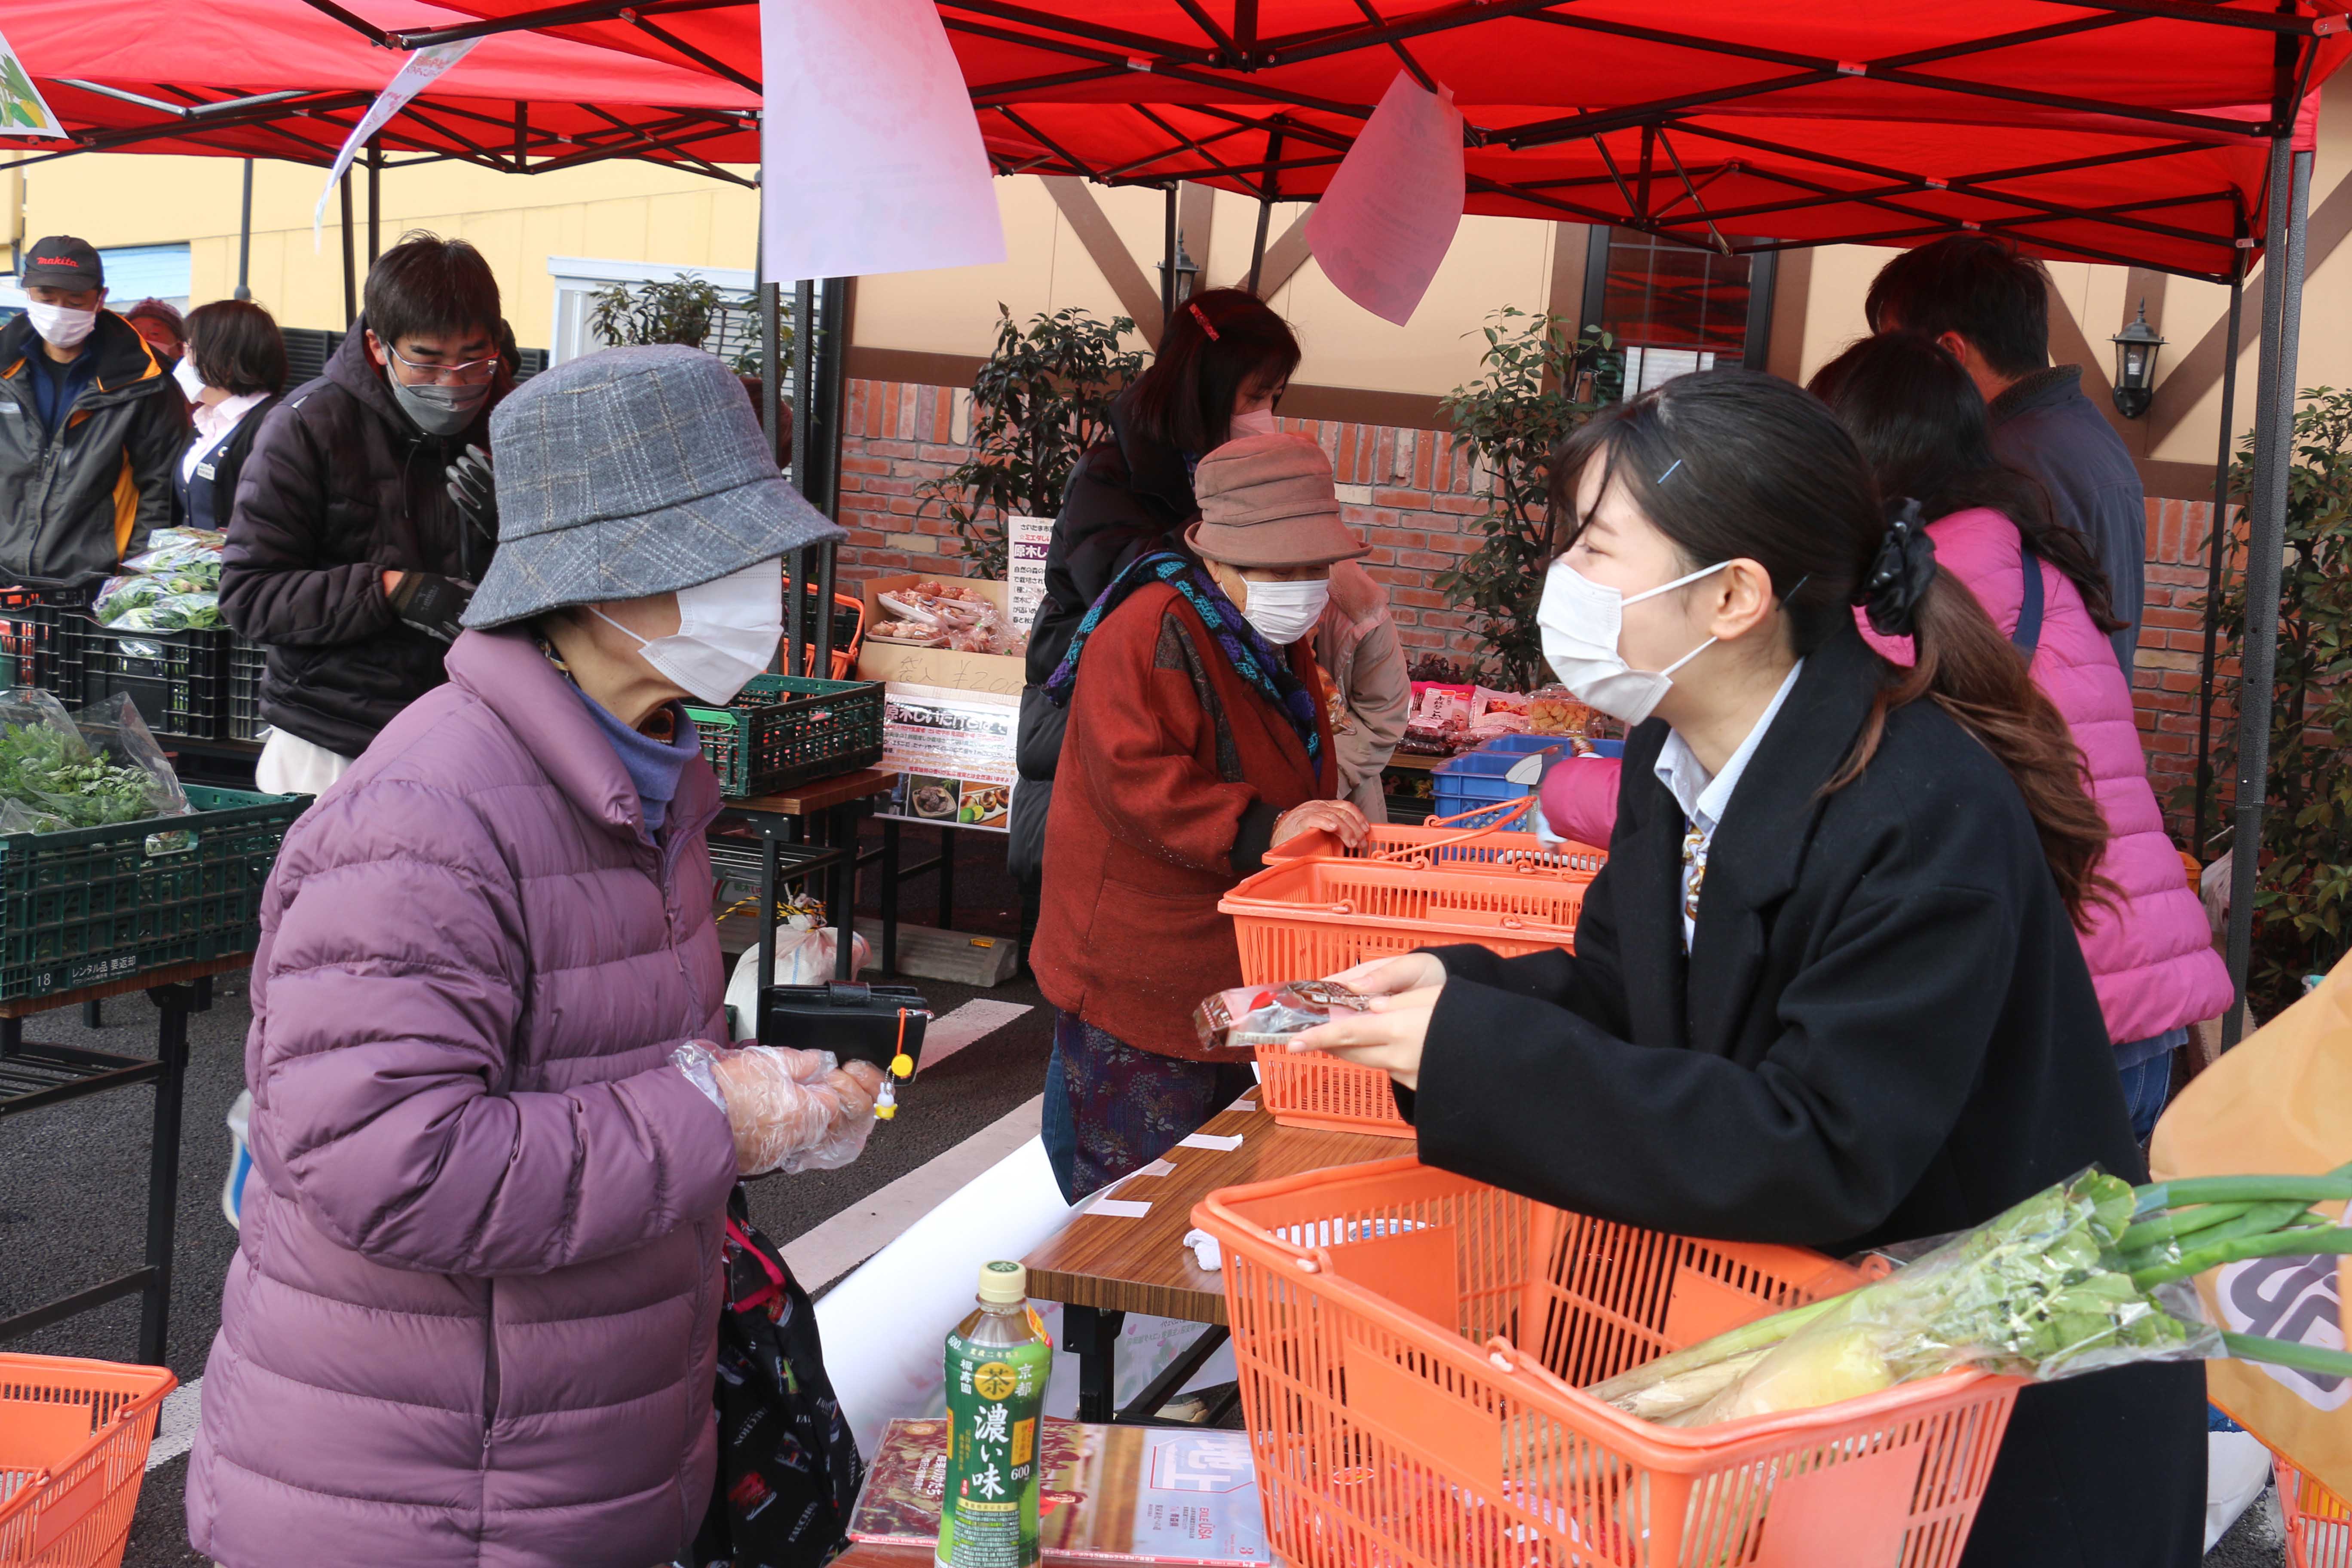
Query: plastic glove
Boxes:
[
  {"xmin": 386, "ymin": 570, "xmax": 474, "ymax": 644},
  {"xmin": 674, "ymin": 1042, "xmax": 884, "ymax": 1176},
  {"xmin": 445, "ymin": 444, "xmax": 496, "ymax": 542}
]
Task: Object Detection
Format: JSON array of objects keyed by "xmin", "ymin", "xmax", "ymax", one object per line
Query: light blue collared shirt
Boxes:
[{"xmin": 1652, "ymin": 659, "xmax": 1804, "ymax": 951}]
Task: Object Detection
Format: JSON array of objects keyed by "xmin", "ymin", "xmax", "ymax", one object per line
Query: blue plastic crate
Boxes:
[
  {"xmin": 1433, "ymin": 738, "xmax": 1628, "ymax": 827},
  {"xmin": 1474, "ymin": 733, "xmax": 1627, "ymax": 760}
]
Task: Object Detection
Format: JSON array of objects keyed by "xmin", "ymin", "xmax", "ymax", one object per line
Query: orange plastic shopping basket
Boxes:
[
  {"xmin": 0, "ymin": 1354, "xmax": 176, "ymax": 1568},
  {"xmin": 1225, "ymin": 803, "xmax": 1601, "ymax": 1139},
  {"xmin": 2281, "ymin": 1461, "xmax": 2352, "ymax": 1568},
  {"xmin": 1192, "ymin": 1159, "xmax": 2023, "ymax": 1568}
]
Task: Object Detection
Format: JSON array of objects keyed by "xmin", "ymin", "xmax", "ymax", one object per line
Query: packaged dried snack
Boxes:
[{"xmin": 1192, "ymin": 980, "xmax": 1376, "ymax": 1055}]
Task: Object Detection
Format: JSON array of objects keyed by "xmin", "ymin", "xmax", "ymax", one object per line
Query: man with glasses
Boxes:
[{"xmin": 223, "ymin": 231, "xmax": 511, "ymax": 795}]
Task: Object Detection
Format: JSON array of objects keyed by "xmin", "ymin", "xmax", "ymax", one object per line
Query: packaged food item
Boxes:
[
  {"xmin": 1527, "ymin": 685, "xmax": 1595, "ymax": 737},
  {"xmin": 1192, "ymin": 980, "xmax": 1376, "ymax": 1055}
]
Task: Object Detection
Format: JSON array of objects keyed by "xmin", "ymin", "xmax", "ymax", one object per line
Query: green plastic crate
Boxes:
[
  {"xmin": 0, "ymin": 784, "xmax": 306, "ymax": 1001},
  {"xmin": 685, "ymin": 675, "xmax": 884, "ymax": 798}
]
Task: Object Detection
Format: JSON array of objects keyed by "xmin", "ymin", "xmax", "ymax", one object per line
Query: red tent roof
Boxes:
[
  {"xmin": 387, "ymin": 0, "xmax": 2345, "ymax": 276},
  {"xmin": 0, "ymin": 0, "xmax": 757, "ymax": 179}
]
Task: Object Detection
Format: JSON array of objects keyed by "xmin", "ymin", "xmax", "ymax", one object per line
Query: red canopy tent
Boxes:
[{"xmin": 1, "ymin": 0, "xmax": 757, "ymax": 181}]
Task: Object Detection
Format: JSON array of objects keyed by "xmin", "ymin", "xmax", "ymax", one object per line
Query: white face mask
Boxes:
[
  {"xmin": 25, "ymin": 302, "xmax": 97, "ymax": 350},
  {"xmin": 1236, "ymin": 575, "xmax": 1330, "ymax": 646},
  {"xmin": 1537, "ymin": 557, "xmax": 1729, "ymax": 726},
  {"xmin": 1227, "ymin": 407, "xmax": 1280, "ymax": 441},
  {"xmin": 173, "ymin": 355, "xmax": 207, "ymax": 404},
  {"xmin": 593, "ymin": 558, "xmax": 783, "ymax": 705}
]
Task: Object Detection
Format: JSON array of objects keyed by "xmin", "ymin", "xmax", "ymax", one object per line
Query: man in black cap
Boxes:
[{"xmin": 0, "ymin": 236, "xmax": 185, "ymax": 586}]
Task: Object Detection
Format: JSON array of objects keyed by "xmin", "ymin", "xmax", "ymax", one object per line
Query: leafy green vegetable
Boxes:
[{"xmin": 0, "ymin": 717, "xmax": 167, "ymax": 829}]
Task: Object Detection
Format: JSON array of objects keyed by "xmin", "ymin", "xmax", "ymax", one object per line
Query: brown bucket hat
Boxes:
[{"xmin": 1184, "ymin": 433, "xmax": 1370, "ymax": 569}]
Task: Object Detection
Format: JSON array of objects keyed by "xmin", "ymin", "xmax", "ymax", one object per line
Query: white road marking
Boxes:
[
  {"xmin": 784, "ymin": 1095, "xmax": 1044, "ymax": 1292},
  {"xmin": 914, "ymin": 999, "xmax": 1032, "ymax": 1073},
  {"xmin": 147, "ymin": 1377, "xmax": 202, "ymax": 1470}
]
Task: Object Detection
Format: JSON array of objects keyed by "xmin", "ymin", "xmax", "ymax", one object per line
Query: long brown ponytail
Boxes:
[{"xmin": 1550, "ymin": 370, "xmax": 2115, "ymax": 926}]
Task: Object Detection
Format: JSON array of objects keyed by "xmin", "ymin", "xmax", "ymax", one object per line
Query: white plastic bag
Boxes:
[{"xmin": 722, "ymin": 910, "xmax": 871, "ymax": 1038}]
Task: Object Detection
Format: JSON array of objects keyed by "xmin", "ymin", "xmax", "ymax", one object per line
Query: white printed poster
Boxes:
[
  {"xmin": 0, "ymin": 28, "xmax": 67, "ymax": 139},
  {"xmin": 880, "ymin": 683, "xmax": 1017, "ymax": 830},
  {"xmin": 759, "ymin": 0, "xmax": 1007, "ymax": 285},
  {"xmin": 314, "ymin": 40, "xmax": 481, "ymax": 243},
  {"xmin": 1305, "ymin": 72, "xmax": 1466, "ymax": 326},
  {"xmin": 1007, "ymin": 515, "xmax": 1052, "ymax": 637}
]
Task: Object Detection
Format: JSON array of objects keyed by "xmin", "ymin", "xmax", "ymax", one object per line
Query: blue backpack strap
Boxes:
[{"xmin": 2011, "ymin": 539, "xmax": 2045, "ymax": 661}]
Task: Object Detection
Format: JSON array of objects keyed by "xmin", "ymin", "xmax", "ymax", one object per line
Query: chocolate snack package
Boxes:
[{"xmin": 1193, "ymin": 980, "xmax": 1376, "ymax": 1055}]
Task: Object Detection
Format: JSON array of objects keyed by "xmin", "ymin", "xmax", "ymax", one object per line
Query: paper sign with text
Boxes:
[
  {"xmin": 0, "ymin": 29, "xmax": 66, "ymax": 139},
  {"xmin": 1008, "ymin": 516, "xmax": 1053, "ymax": 636},
  {"xmin": 1305, "ymin": 73, "xmax": 1465, "ymax": 326}
]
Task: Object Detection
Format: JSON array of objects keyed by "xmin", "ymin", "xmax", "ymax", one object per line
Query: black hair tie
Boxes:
[{"xmin": 1857, "ymin": 498, "xmax": 1938, "ymax": 637}]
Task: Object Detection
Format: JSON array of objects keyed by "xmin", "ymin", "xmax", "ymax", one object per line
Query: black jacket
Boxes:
[
  {"xmin": 173, "ymin": 396, "xmax": 279, "ymax": 535},
  {"xmin": 1406, "ymin": 625, "xmax": 2203, "ymax": 1568},
  {"xmin": 220, "ymin": 319, "xmax": 505, "ymax": 758},
  {"xmin": 0, "ymin": 310, "xmax": 185, "ymax": 587},
  {"xmin": 1990, "ymin": 366, "xmax": 2144, "ymax": 674},
  {"xmin": 1008, "ymin": 387, "xmax": 1198, "ymax": 887}
]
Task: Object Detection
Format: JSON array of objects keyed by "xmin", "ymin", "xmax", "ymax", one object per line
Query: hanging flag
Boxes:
[
  {"xmin": 313, "ymin": 40, "xmax": 481, "ymax": 248},
  {"xmin": 758, "ymin": 0, "xmax": 1005, "ymax": 286},
  {"xmin": 2150, "ymin": 949, "xmax": 2352, "ymax": 1503},
  {"xmin": 1305, "ymin": 74, "xmax": 1466, "ymax": 326},
  {"xmin": 0, "ymin": 26, "xmax": 67, "ymax": 139}
]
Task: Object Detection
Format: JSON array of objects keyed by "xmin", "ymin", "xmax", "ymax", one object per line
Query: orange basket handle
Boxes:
[{"xmin": 1375, "ymin": 793, "xmax": 1536, "ymax": 862}]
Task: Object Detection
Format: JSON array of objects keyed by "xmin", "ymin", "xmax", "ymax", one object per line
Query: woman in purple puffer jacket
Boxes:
[
  {"xmin": 187, "ymin": 346, "xmax": 879, "ymax": 1568},
  {"xmin": 1541, "ymin": 334, "xmax": 2227, "ymax": 1136}
]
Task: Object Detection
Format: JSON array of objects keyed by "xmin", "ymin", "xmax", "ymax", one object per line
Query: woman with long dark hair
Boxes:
[
  {"xmin": 1811, "ymin": 332, "xmax": 2229, "ymax": 1135},
  {"xmin": 1295, "ymin": 370, "xmax": 2204, "ymax": 1567},
  {"xmin": 1010, "ymin": 288, "xmax": 1303, "ymax": 889}
]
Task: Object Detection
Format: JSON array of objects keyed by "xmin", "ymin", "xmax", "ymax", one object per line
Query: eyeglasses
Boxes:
[{"xmin": 386, "ymin": 342, "xmax": 502, "ymax": 387}]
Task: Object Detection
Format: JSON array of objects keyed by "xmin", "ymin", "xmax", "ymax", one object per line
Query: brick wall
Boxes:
[{"xmin": 837, "ymin": 375, "xmax": 2239, "ymax": 833}]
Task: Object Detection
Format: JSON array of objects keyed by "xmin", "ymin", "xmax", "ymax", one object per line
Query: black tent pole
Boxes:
[
  {"xmin": 233, "ymin": 160, "xmax": 253, "ymax": 301},
  {"xmin": 2222, "ymin": 139, "xmax": 2310, "ymax": 1047},
  {"xmin": 2193, "ymin": 276, "xmax": 2242, "ymax": 859},
  {"xmin": 339, "ymin": 168, "xmax": 356, "ymax": 327},
  {"xmin": 1247, "ymin": 131, "xmax": 1284, "ymax": 296},
  {"xmin": 1161, "ymin": 182, "xmax": 1178, "ymax": 326},
  {"xmin": 367, "ymin": 138, "xmax": 382, "ymax": 263}
]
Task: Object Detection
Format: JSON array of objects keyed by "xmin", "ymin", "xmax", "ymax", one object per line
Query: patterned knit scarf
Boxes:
[{"xmin": 1044, "ymin": 550, "xmax": 1322, "ymax": 769}]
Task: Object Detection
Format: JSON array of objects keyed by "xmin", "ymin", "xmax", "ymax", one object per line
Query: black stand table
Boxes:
[
  {"xmin": 0, "ymin": 955, "xmax": 246, "ymax": 1366},
  {"xmin": 711, "ymin": 769, "xmax": 894, "ymax": 989}
]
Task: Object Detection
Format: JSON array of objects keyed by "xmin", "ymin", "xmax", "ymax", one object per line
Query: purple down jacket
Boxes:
[{"xmin": 187, "ymin": 627, "xmax": 741, "ymax": 1568}]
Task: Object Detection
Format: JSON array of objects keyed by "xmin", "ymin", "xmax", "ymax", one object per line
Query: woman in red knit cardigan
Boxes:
[{"xmin": 1030, "ymin": 433, "xmax": 1372, "ymax": 1199}]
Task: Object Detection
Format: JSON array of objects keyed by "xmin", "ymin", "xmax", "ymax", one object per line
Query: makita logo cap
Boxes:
[{"xmin": 18, "ymin": 236, "xmax": 101, "ymax": 291}]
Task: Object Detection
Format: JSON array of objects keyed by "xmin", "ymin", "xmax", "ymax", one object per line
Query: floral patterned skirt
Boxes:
[{"xmin": 1042, "ymin": 1010, "xmax": 1255, "ymax": 1202}]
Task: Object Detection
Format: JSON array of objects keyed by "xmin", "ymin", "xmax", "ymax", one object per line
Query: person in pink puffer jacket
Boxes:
[{"xmin": 1544, "ymin": 335, "xmax": 2227, "ymax": 1134}]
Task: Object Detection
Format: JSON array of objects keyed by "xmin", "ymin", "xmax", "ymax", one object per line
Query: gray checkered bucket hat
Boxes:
[{"xmin": 464, "ymin": 343, "xmax": 844, "ymax": 628}]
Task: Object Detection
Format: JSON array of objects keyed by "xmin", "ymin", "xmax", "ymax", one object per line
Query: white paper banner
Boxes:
[
  {"xmin": 758, "ymin": 0, "xmax": 1007, "ymax": 285},
  {"xmin": 1305, "ymin": 74, "xmax": 1465, "ymax": 326},
  {"xmin": 314, "ymin": 40, "xmax": 481, "ymax": 248},
  {"xmin": 1007, "ymin": 515, "xmax": 1053, "ymax": 636},
  {"xmin": 0, "ymin": 28, "xmax": 68, "ymax": 140}
]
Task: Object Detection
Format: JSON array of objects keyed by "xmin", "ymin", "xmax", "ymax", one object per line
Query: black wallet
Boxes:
[{"xmin": 756, "ymin": 982, "xmax": 931, "ymax": 1073}]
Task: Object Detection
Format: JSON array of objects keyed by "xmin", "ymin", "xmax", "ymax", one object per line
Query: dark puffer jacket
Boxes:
[
  {"xmin": 0, "ymin": 309, "xmax": 184, "ymax": 586},
  {"xmin": 1008, "ymin": 387, "xmax": 1197, "ymax": 888},
  {"xmin": 221, "ymin": 319, "xmax": 506, "ymax": 757}
]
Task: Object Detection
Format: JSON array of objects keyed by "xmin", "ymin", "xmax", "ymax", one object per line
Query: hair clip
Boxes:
[
  {"xmin": 1188, "ymin": 301, "xmax": 1220, "ymax": 341},
  {"xmin": 1655, "ymin": 457, "xmax": 1684, "ymax": 484}
]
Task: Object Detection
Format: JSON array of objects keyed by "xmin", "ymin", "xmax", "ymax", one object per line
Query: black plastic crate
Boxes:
[
  {"xmin": 0, "ymin": 784, "xmax": 305, "ymax": 1000},
  {"xmin": 55, "ymin": 614, "xmax": 230, "ymax": 742},
  {"xmin": 0, "ymin": 590, "xmax": 58, "ymax": 690},
  {"xmin": 685, "ymin": 675, "xmax": 883, "ymax": 798},
  {"xmin": 228, "ymin": 637, "xmax": 268, "ymax": 742}
]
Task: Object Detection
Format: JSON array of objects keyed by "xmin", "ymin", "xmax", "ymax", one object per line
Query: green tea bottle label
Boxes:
[{"xmin": 937, "ymin": 1266, "xmax": 1052, "ymax": 1568}]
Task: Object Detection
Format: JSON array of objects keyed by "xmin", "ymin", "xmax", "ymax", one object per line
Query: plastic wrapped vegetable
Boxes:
[
  {"xmin": 121, "ymin": 527, "xmax": 227, "ymax": 593},
  {"xmin": 0, "ymin": 689, "xmax": 190, "ymax": 833},
  {"xmin": 1590, "ymin": 1165, "xmax": 2352, "ymax": 1427}
]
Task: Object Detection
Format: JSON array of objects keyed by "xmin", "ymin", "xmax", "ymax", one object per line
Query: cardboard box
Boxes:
[{"xmin": 855, "ymin": 573, "xmax": 1026, "ymax": 698}]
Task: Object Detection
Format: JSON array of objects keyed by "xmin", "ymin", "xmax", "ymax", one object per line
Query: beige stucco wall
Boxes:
[{"xmin": 15, "ymin": 143, "xmax": 2342, "ymax": 469}]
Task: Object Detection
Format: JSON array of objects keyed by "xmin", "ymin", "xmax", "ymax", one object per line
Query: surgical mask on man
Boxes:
[
  {"xmin": 1536, "ymin": 557, "xmax": 1729, "ymax": 726},
  {"xmin": 25, "ymin": 303, "xmax": 97, "ymax": 351},
  {"xmin": 173, "ymin": 356, "xmax": 207, "ymax": 404},
  {"xmin": 1237, "ymin": 576, "xmax": 1329, "ymax": 646},
  {"xmin": 1228, "ymin": 407, "xmax": 1280, "ymax": 441},
  {"xmin": 593, "ymin": 558, "xmax": 784, "ymax": 705},
  {"xmin": 384, "ymin": 365, "xmax": 492, "ymax": 438}
]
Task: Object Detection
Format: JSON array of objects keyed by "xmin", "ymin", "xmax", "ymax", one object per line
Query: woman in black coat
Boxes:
[
  {"xmin": 1008, "ymin": 288, "xmax": 1301, "ymax": 890},
  {"xmin": 1299, "ymin": 371, "xmax": 2204, "ymax": 1568}
]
